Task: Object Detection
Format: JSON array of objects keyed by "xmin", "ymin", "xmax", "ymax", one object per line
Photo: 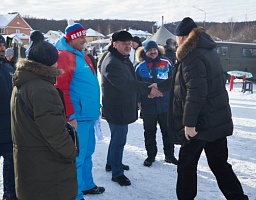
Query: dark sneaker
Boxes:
[
  {"xmin": 112, "ymin": 175, "xmax": 131, "ymax": 186},
  {"xmin": 143, "ymin": 158, "xmax": 155, "ymax": 167},
  {"xmin": 105, "ymin": 164, "xmax": 130, "ymax": 172},
  {"xmin": 82, "ymin": 186, "xmax": 105, "ymax": 195},
  {"xmin": 165, "ymin": 156, "xmax": 178, "ymax": 165}
]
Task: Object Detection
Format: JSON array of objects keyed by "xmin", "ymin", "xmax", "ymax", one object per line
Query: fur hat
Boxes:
[
  {"xmin": 27, "ymin": 30, "xmax": 59, "ymax": 67},
  {"xmin": 65, "ymin": 23, "xmax": 86, "ymax": 41},
  {"xmin": 143, "ymin": 40, "xmax": 158, "ymax": 52},
  {"xmin": 5, "ymin": 48, "xmax": 14, "ymax": 57},
  {"xmin": 174, "ymin": 17, "xmax": 197, "ymax": 36},
  {"xmin": 0, "ymin": 34, "xmax": 5, "ymax": 44},
  {"xmin": 112, "ymin": 31, "xmax": 133, "ymax": 42}
]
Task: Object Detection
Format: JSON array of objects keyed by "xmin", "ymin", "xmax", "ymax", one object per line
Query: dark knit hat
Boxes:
[
  {"xmin": 112, "ymin": 31, "xmax": 133, "ymax": 42},
  {"xmin": 174, "ymin": 17, "xmax": 197, "ymax": 36},
  {"xmin": 27, "ymin": 30, "xmax": 59, "ymax": 67},
  {"xmin": 0, "ymin": 34, "xmax": 5, "ymax": 44},
  {"xmin": 132, "ymin": 36, "xmax": 142, "ymax": 46},
  {"xmin": 143, "ymin": 40, "xmax": 158, "ymax": 52},
  {"xmin": 65, "ymin": 23, "xmax": 86, "ymax": 41}
]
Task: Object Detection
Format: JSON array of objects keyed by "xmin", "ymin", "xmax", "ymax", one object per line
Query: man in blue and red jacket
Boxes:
[
  {"xmin": 135, "ymin": 40, "xmax": 178, "ymax": 167},
  {"xmin": 55, "ymin": 22, "xmax": 104, "ymax": 200}
]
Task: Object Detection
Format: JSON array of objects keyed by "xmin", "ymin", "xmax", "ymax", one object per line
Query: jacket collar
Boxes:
[{"xmin": 176, "ymin": 27, "xmax": 204, "ymax": 62}]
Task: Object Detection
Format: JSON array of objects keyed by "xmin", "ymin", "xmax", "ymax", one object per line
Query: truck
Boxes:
[{"xmin": 215, "ymin": 41, "xmax": 256, "ymax": 82}]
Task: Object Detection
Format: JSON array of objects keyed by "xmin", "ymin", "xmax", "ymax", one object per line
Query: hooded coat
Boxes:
[
  {"xmin": 11, "ymin": 59, "xmax": 77, "ymax": 200},
  {"xmin": 158, "ymin": 27, "xmax": 233, "ymax": 143}
]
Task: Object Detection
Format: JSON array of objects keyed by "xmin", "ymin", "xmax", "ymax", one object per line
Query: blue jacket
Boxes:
[
  {"xmin": 135, "ymin": 48, "xmax": 173, "ymax": 114},
  {"xmin": 55, "ymin": 37, "xmax": 100, "ymax": 121}
]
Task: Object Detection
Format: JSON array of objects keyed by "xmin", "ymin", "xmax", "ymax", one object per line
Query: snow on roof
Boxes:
[
  {"xmin": 0, "ymin": 13, "xmax": 18, "ymax": 27},
  {"xmin": 128, "ymin": 28, "xmax": 152, "ymax": 37},
  {"xmin": 90, "ymin": 38, "xmax": 110, "ymax": 44},
  {"xmin": 106, "ymin": 28, "xmax": 152, "ymax": 38},
  {"xmin": 46, "ymin": 30, "xmax": 65, "ymax": 37},
  {"xmin": 86, "ymin": 28, "xmax": 105, "ymax": 37},
  {"xmin": 8, "ymin": 33, "xmax": 29, "ymax": 40}
]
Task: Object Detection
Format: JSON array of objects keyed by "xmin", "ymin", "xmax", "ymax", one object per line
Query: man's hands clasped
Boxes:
[{"xmin": 148, "ymin": 83, "xmax": 163, "ymax": 98}]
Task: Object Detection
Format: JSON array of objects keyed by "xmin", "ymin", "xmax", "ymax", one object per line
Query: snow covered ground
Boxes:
[{"xmin": 1, "ymin": 82, "xmax": 255, "ymax": 200}]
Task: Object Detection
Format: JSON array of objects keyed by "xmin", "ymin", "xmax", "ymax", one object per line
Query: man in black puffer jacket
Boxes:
[{"xmin": 155, "ymin": 17, "xmax": 248, "ymax": 200}]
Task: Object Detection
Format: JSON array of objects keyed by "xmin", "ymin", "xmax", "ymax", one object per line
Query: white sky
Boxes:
[
  {"xmin": 1, "ymin": 82, "xmax": 255, "ymax": 199},
  {"xmin": 1, "ymin": 0, "xmax": 256, "ymax": 23}
]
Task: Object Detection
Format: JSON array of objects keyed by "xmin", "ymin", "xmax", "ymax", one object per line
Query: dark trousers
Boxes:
[
  {"xmin": 177, "ymin": 137, "xmax": 248, "ymax": 200},
  {"xmin": 143, "ymin": 112, "xmax": 174, "ymax": 160},
  {"xmin": 0, "ymin": 152, "xmax": 16, "ymax": 198},
  {"xmin": 107, "ymin": 123, "xmax": 128, "ymax": 177}
]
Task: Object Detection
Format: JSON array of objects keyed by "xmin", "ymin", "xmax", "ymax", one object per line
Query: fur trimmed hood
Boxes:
[
  {"xmin": 176, "ymin": 27, "xmax": 216, "ymax": 62},
  {"xmin": 13, "ymin": 58, "xmax": 63, "ymax": 87},
  {"xmin": 135, "ymin": 45, "xmax": 165, "ymax": 63}
]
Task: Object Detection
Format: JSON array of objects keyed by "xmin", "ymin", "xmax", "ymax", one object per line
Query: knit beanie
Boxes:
[
  {"xmin": 112, "ymin": 31, "xmax": 133, "ymax": 42},
  {"xmin": 132, "ymin": 36, "xmax": 142, "ymax": 46},
  {"xmin": 5, "ymin": 48, "xmax": 14, "ymax": 56},
  {"xmin": 27, "ymin": 30, "xmax": 59, "ymax": 67},
  {"xmin": 174, "ymin": 17, "xmax": 197, "ymax": 36},
  {"xmin": 143, "ymin": 40, "xmax": 158, "ymax": 52},
  {"xmin": 65, "ymin": 23, "xmax": 86, "ymax": 41},
  {"xmin": 0, "ymin": 34, "xmax": 5, "ymax": 44}
]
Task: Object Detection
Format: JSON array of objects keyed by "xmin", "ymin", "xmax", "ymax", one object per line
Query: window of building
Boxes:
[{"xmin": 0, "ymin": 28, "xmax": 5, "ymax": 34}]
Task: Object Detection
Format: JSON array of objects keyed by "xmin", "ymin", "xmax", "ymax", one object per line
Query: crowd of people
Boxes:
[{"xmin": 0, "ymin": 17, "xmax": 249, "ymax": 200}]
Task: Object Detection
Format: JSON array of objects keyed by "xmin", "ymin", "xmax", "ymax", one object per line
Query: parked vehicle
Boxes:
[{"xmin": 215, "ymin": 41, "xmax": 256, "ymax": 82}]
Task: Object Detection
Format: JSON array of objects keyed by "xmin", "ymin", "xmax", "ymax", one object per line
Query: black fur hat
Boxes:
[{"xmin": 112, "ymin": 31, "xmax": 133, "ymax": 42}]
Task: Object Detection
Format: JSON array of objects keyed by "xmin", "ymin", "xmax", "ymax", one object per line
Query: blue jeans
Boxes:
[
  {"xmin": 107, "ymin": 123, "xmax": 128, "ymax": 177},
  {"xmin": 1, "ymin": 153, "xmax": 16, "ymax": 198}
]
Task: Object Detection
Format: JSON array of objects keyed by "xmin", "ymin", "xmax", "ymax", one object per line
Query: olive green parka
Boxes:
[{"xmin": 11, "ymin": 59, "xmax": 78, "ymax": 200}]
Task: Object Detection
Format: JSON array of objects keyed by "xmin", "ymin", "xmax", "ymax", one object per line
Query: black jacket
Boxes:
[
  {"xmin": 101, "ymin": 46, "xmax": 150, "ymax": 125},
  {"xmin": 158, "ymin": 27, "xmax": 233, "ymax": 143},
  {"xmin": 0, "ymin": 57, "xmax": 15, "ymax": 152}
]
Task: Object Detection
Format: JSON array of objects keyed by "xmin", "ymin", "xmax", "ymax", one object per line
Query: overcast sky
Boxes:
[{"xmin": 1, "ymin": 0, "xmax": 256, "ymax": 23}]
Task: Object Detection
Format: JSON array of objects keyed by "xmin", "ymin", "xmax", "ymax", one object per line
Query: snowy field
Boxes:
[{"xmin": 1, "ymin": 81, "xmax": 255, "ymax": 200}]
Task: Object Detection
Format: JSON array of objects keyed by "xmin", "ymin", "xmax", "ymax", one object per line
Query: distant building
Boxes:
[
  {"xmin": 106, "ymin": 28, "xmax": 152, "ymax": 41},
  {"xmin": 45, "ymin": 30, "xmax": 65, "ymax": 44},
  {"xmin": 0, "ymin": 12, "xmax": 32, "ymax": 44},
  {"xmin": 86, "ymin": 28, "xmax": 105, "ymax": 43}
]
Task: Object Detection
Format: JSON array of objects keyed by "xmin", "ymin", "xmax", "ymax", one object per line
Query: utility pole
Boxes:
[{"xmin": 192, "ymin": 6, "xmax": 206, "ymax": 28}]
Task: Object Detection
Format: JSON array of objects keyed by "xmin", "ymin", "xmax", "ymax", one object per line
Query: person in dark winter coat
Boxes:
[
  {"xmin": 10, "ymin": 30, "xmax": 78, "ymax": 200},
  {"xmin": 135, "ymin": 40, "xmax": 177, "ymax": 167},
  {"xmin": 101, "ymin": 31, "xmax": 162, "ymax": 187},
  {"xmin": 153, "ymin": 17, "xmax": 248, "ymax": 200},
  {"xmin": 129, "ymin": 36, "xmax": 142, "ymax": 66},
  {"xmin": 163, "ymin": 38, "xmax": 177, "ymax": 64},
  {"xmin": 0, "ymin": 35, "xmax": 17, "ymax": 200}
]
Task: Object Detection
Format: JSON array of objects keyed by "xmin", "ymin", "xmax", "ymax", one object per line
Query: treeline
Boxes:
[{"xmin": 24, "ymin": 17, "xmax": 256, "ymax": 43}]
